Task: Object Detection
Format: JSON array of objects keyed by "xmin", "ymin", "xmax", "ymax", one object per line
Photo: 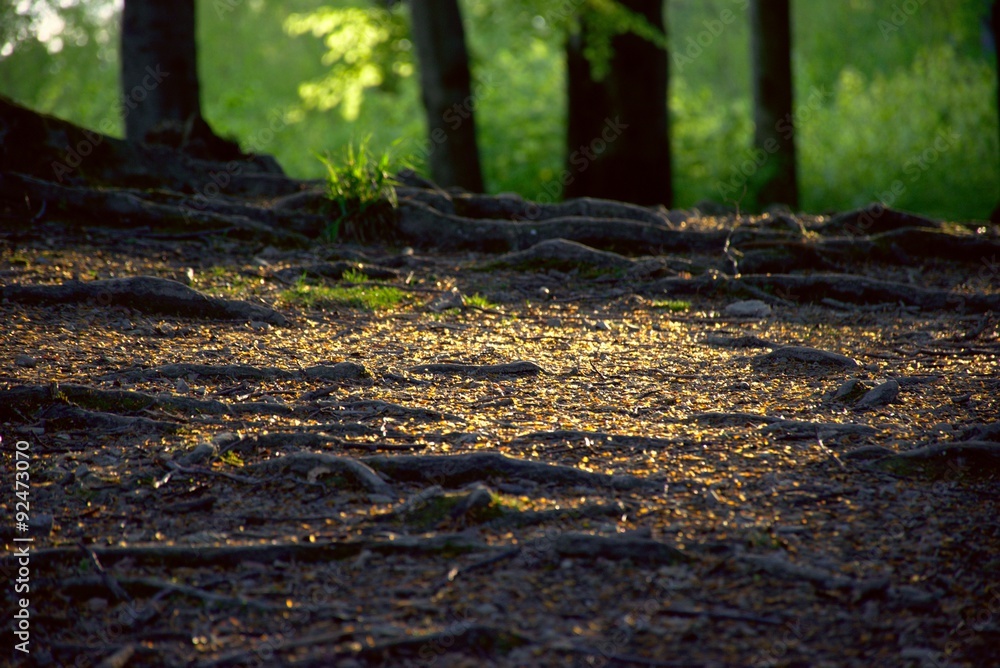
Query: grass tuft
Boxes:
[
  {"xmin": 651, "ymin": 299, "xmax": 691, "ymax": 312},
  {"xmin": 318, "ymin": 137, "xmax": 400, "ymax": 244},
  {"xmin": 463, "ymin": 293, "xmax": 498, "ymax": 309},
  {"xmin": 281, "ymin": 276, "xmax": 406, "ymax": 311}
]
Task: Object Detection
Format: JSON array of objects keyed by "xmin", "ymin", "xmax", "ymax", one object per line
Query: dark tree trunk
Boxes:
[
  {"xmin": 563, "ymin": 0, "xmax": 671, "ymax": 207},
  {"xmin": 408, "ymin": 0, "xmax": 484, "ymax": 193},
  {"xmin": 120, "ymin": 0, "xmax": 241, "ymax": 161},
  {"xmin": 749, "ymin": 0, "xmax": 798, "ymax": 210}
]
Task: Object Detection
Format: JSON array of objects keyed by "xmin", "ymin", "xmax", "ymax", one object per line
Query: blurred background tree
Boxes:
[{"xmin": 0, "ymin": 0, "xmax": 996, "ymax": 220}]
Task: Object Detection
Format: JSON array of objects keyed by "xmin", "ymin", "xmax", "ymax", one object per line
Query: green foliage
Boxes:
[
  {"xmin": 318, "ymin": 138, "xmax": 400, "ymax": 243},
  {"xmin": 575, "ymin": 0, "xmax": 669, "ymax": 80},
  {"xmin": 0, "ymin": 0, "xmax": 120, "ymax": 133},
  {"xmin": 650, "ymin": 299, "xmax": 691, "ymax": 312},
  {"xmin": 341, "ymin": 268, "xmax": 369, "ymax": 283},
  {"xmin": 284, "ymin": 3, "xmax": 412, "ymax": 120},
  {"xmin": 798, "ymin": 44, "xmax": 997, "ymax": 218},
  {"xmin": 463, "ymin": 293, "xmax": 498, "ymax": 309},
  {"xmin": 281, "ymin": 276, "xmax": 406, "ymax": 311}
]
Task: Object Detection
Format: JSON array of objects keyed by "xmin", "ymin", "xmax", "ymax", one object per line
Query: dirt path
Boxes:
[{"xmin": 1, "ymin": 214, "xmax": 998, "ymax": 667}]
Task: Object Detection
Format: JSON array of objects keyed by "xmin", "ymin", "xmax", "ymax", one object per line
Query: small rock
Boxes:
[
  {"xmin": 178, "ymin": 442, "xmax": 217, "ymax": 466},
  {"xmin": 28, "ymin": 514, "xmax": 54, "ymax": 537},
  {"xmin": 473, "ymin": 602, "xmax": 500, "ymax": 616},
  {"xmin": 368, "ymin": 494, "xmax": 393, "ymax": 504},
  {"xmin": 545, "ymin": 317, "xmax": 562, "ymax": 328},
  {"xmin": 427, "ymin": 287, "xmax": 465, "ymax": 312},
  {"xmin": 537, "ymin": 286, "xmax": 551, "ymax": 299},
  {"xmin": 15, "ymin": 354, "xmax": 36, "ymax": 368},
  {"xmin": 175, "ymin": 378, "xmax": 191, "ymax": 394},
  {"xmin": 831, "ymin": 378, "xmax": 872, "ymax": 403},
  {"xmin": 87, "ymin": 598, "xmax": 109, "ymax": 612},
  {"xmin": 723, "ymin": 299, "xmax": 772, "ymax": 318},
  {"xmin": 256, "ymin": 245, "xmax": 283, "ymax": 259},
  {"xmin": 855, "ymin": 379, "xmax": 900, "ymax": 410},
  {"xmin": 303, "ymin": 362, "xmax": 370, "ymax": 381},
  {"xmin": 213, "ymin": 432, "xmax": 240, "ymax": 447},
  {"xmin": 753, "ymin": 345, "xmax": 859, "ymax": 371}
]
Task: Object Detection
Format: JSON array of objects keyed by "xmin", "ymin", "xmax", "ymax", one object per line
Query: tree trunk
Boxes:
[
  {"xmin": 563, "ymin": 0, "xmax": 671, "ymax": 207},
  {"xmin": 120, "ymin": 0, "xmax": 241, "ymax": 161},
  {"xmin": 408, "ymin": 0, "xmax": 485, "ymax": 193},
  {"xmin": 749, "ymin": 0, "xmax": 798, "ymax": 210}
]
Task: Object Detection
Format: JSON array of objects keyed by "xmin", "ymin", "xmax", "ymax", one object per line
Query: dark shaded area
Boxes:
[{"xmin": 564, "ymin": 0, "xmax": 672, "ymax": 206}]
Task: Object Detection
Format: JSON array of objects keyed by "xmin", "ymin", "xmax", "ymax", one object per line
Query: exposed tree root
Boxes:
[
  {"xmin": 546, "ymin": 532, "xmax": 690, "ymax": 565},
  {"xmin": 1, "ymin": 275, "xmax": 288, "ymax": 324},
  {"xmin": 872, "ymin": 441, "xmax": 1000, "ymax": 479},
  {"xmin": 760, "ymin": 420, "xmax": 878, "ymax": 440},
  {"xmin": 0, "ymin": 383, "xmax": 229, "ymax": 422},
  {"xmin": 0, "ymin": 95, "xmax": 294, "ymax": 197},
  {"xmin": 38, "ymin": 404, "xmax": 179, "ymax": 433},
  {"xmin": 2, "ymin": 172, "xmax": 317, "ymax": 246},
  {"xmin": 406, "ymin": 360, "xmax": 545, "ymax": 377},
  {"xmin": 396, "ymin": 199, "xmax": 728, "ymax": 253},
  {"xmin": 512, "ymin": 429, "xmax": 682, "ymax": 450},
  {"xmin": 316, "ymin": 399, "xmax": 461, "ymax": 422},
  {"xmin": 14, "ymin": 533, "xmax": 490, "ymax": 570},
  {"xmin": 247, "ymin": 451, "xmax": 392, "ymax": 494},
  {"xmin": 360, "ymin": 451, "xmax": 657, "ymax": 490},
  {"xmin": 647, "ymin": 272, "xmax": 1000, "ymax": 312},
  {"xmin": 106, "ymin": 361, "xmax": 369, "ymax": 383}
]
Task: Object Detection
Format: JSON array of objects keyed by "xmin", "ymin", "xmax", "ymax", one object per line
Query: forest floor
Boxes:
[{"xmin": 1, "ymin": 209, "xmax": 999, "ymax": 668}]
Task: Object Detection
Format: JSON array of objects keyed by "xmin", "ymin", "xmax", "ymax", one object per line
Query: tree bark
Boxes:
[
  {"xmin": 749, "ymin": 0, "xmax": 799, "ymax": 209},
  {"xmin": 563, "ymin": 0, "xmax": 672, "ymax": 207},
  {"xmin": 120, "ymin": 0, "xmax": 242, "ymax": 160},
  {"xmin": 408, "ymin": 0, "xmax": 484, "ymax": 193}
]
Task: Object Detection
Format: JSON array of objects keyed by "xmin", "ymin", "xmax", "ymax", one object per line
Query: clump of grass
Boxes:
[
  {"xmin": 341, "ymin": 268, "xmax": 368, "ymax": 283},
  {"xmin": 651, "ymin": 299, "xmax": 691, "ymax": 312},
  {"xmin": 318, "ymin": 137, "xmax": 399, "ymax": 244},
  {"xmin": 463, "ymin": 293, "xmax": 498, "ymax": 309},
  {"xmin": 281, "ymin": 277, "xmax": 405, "ymax": 311}
]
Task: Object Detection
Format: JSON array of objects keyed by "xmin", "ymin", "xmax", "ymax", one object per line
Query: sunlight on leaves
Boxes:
[{"xmin": 284, "ymin": 5, "xmax": 412, "ymax": 120}]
